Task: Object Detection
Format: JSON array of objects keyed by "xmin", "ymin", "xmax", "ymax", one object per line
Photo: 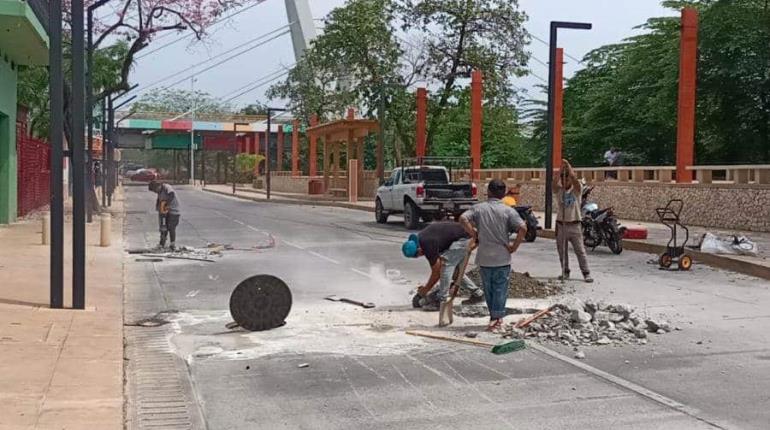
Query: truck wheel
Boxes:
[
  {"xmin": 403, "ymin": 201, "xmax": 420, "ymax": 230},
  {"xmin": 422, "ymin": 213, "xmax": 434, "ymax": 223},
  {"xmin": 375, "ymin": 199, "xmax": 389, "ymax": 224}
]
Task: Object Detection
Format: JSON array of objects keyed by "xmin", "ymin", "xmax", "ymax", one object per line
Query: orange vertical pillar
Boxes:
[
  {"xmin": 277, "ymin": 125, "xmax": 284, "ymax": 171},
  {"xmin": 347, "ymin": 108, "xmax": 355, "ymax": 120},
  {"xmin": 416, "ymin": 87, "xmax": 427, "ymax": 159},
  {"xmin": 254, "ymin": 132, "xmax": 260, "ymax": 155},
  {"xmin": 309, "ymin": 115, "xmax": 318, "ymax": 177},
  {"xmin": 553, "ymin": 48, "xmax": 564, "ymax": 172},
  {"xmin": 470, "ymin": 70, "xmax": 483, "ymax": 180},
  {"xmin": 676, "ymin": 8, "xmax": 698, "ymax": 183},
  {"xmin": 291, "ymin": 119, "xmax": 300, "ymax": 176}
]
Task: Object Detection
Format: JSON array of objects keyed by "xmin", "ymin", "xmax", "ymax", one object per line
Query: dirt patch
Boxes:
[{"xmin": 465, "ymin": 267, "xmax": 565, "ymax": 299}]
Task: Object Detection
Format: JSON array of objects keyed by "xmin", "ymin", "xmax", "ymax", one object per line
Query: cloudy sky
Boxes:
[{"xmin": 128, "ymin": 0, "xmax": 677, "ymax": 109}]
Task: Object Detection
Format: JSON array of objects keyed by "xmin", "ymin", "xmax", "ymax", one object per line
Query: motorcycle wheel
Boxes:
[
  {"xmin": 608, "ymin": 237, "xmax": 623, "ymax": 255},
  {"xmin": 525, "ymin": 225, "xmax": 537, "ymax": 242}
]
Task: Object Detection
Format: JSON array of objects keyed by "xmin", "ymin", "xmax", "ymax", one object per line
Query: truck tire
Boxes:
[
  {"xmin": 421, "ymin": 213, "xmax": 434, "ymax": 223},
  {"xmin": 375, "ymin": 198, "xmax": 389, "ymax": 224},
  {"xmin": 403, "ymin": 201, "xmax": 420, "ymax": 230}
]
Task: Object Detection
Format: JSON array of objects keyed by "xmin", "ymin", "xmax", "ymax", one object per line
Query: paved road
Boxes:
[{"xmin": 123, "ymin": 186, "xmax": 770, "ymax": 430}]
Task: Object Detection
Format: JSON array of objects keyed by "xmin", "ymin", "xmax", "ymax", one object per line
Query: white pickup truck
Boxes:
[{"xmin": 375, "ymin": 165, "xmax": 477, "ymax": 229}]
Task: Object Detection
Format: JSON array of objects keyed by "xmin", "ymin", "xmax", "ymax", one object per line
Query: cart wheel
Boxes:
[
  {"xmin": 678, "ymin": 255, "xmax": 693, "ymax": 271},
  {"xmin": 659, "ymin": 254, "xmax": 673, "ymax": 269}
]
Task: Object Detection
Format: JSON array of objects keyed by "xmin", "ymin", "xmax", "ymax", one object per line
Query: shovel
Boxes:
[
  {"xmin": 324, "ymin": 295, "xmax": 375, "ymax": 309},
  {"xmin": 439, "ymin": 244, "xmax": 474, "ymax": 327}
]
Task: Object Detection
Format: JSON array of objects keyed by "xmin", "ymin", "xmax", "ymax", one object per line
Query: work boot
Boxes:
[
  {"xmin": 169, "ymin": 242, "xmax": 176, "ymax": 251},
  {"xmin": 558, "ymin": 270, "xmax": 571, "ymax": 281},
  {"xmin": 583, "ymin": 273, "xmax": 594, "ymax": 283},
  {"xmin": 461, "ymin": 294, "xmax": 485, "ymax": 305}
]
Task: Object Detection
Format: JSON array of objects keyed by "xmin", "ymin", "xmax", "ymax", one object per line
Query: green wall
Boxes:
[{"xmin": 0, "ymin": 54, "xmax": 18, "ymax": 224}]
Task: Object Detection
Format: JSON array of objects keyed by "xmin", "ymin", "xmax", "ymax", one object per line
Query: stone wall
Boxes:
[
  {"xmin": 516, "ymin": 182, "xmax": 770, "ymax": 232},
  {"xmin": 260, "ymin": 175, "xmax": 380, "ymax": 198}
]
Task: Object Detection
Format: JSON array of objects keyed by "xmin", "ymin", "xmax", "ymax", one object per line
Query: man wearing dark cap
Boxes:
[
  {"xmin": 402, "ymin": 223, "xmax": 485, "ymax": 311},
  {"xmin": 460, "ymin": 179, "xmax": 527, "ymax": 331}
]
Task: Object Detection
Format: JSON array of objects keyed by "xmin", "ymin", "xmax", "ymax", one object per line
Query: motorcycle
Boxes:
[
  {"xmin": 580, "ymin": 186, "xmax": 625, "ymax": 254},
  {"xmin": 515, "ymin": 206, "xmax": 540, "ymax": 242}
]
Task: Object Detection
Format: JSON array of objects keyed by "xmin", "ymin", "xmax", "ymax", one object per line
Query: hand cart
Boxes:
[{"xmin": 655, "ymin": 199, "xmax": 693, "ymax": 271}]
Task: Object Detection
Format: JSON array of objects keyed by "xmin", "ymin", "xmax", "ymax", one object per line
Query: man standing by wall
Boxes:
[
  {"xmin": 460, "ymin": 179, "xmax": 527, "ymax": 331},
  {"xmin": 554, "ymin": 160, "xmax": 593, "ymax": 283}
]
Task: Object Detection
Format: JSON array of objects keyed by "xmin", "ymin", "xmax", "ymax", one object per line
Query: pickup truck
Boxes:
[{"xmin": 375, "ymin": 165, "xmax": 477, "ymax": 229}]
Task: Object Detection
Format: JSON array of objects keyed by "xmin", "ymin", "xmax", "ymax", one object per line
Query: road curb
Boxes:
[
  {"xmin": 202, "ymin": 187, "xmax": 375, "ymax": 213},
  {"xmin": 539, "ymin": 229, "xmax": 770, "ymax": 281}
]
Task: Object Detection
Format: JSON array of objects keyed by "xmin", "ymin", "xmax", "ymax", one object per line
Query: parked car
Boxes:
[
  {"xmin": 130, "ymin": 169, "xmax": 158, "ymax": 182},
  {"xmin": 375, "ymin": 164, "xmax": 477, "ymax": 229}
]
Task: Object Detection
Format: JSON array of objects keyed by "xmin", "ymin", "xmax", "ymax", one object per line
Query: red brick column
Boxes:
[
  {"xmin": 553, "ymin": 48, "xmax": 564, "ymax": 172},
  {"xmin": 470, "ymin": 70, "xmax": 483, "ymax": 180},
  {"xmin": 309, "ymin": 115, "xmax": 318, "ymax": 177},
  {"xmin": 416, "ymin": 87, "xmax": 427, "ymax": 159},
  {"xmin": 291, "ymin": 119, "xmax": 300, "ymax": 176},
  {"xmin": 676, "ymin": 8, "xmax": 698, "ymax": 183},
  {"xmin": 277, "ymin": 125, "xmax": 284, "ymax": 170}
]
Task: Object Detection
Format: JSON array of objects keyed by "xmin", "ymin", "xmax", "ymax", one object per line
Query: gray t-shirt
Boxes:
[
  {"xmin": 157, "ymin": 184, "xmax": 180, "ymax": 215},
  {"xmin": 461, "ymin": 198, "xmax": 525, "ymax": 268}
]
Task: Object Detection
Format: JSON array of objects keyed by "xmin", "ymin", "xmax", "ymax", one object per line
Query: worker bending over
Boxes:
[
  {"xmin": 460, "ymin": 179, "xmax": 527, "ymax": 331},
  {"xmin": 148, "ymin": 180, "xmax": 181, "ymax": 250},
  {"xmin": 402, "ymin": 222, "xmax": 485, "ymax": 311}
]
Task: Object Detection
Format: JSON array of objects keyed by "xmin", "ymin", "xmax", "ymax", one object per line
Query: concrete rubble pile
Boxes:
[{"xmin": 504, "ymin": 298, "xmax": 677, "ymax": 346}]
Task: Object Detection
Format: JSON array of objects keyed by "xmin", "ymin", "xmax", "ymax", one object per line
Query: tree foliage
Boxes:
[
  {"xmin": 560, "ymin": 0, "xmax": 770, "ymax": 166},
  {"xmin": 131, "ymin": 89, "xmax": 233, "ymax": 114}
]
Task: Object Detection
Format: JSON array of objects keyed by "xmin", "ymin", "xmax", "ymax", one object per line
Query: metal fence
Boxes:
[{"xmin": 16, "ymin": 121, "xmax": 51, "ymax": 217}]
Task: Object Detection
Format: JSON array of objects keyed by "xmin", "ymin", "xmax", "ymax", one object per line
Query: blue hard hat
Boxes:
[
  {"xmin": 402, "ymin": 240, "xmax": 419, "ymax": 258},
  {"xmin": 408, "ymin": 233, "xmax": 419, "ymax": 243}
]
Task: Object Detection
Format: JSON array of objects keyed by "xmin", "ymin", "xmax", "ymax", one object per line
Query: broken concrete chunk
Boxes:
[
  {"xmin": 592, "ymin": 311, "xmax": 611, "ymax": 322},
  {"xmin": 608, "ymin": 312, "xmax": 626, "ymax": 323},
  {"xmin": 574, "ymin": 351, "xmax": 586, "ymax": 359},
  {"xmin": 645, "ymin": 319, "xmax": 661, "ymax": 332},
  {"xmin": 633, "ymin": 328, "xmax": 648, "ymax": 339},
  {"xmin": 571, "ymin": 309, "xmax": 592, "ymax": 323},
  {"xmin": 596, "ymin": 336, "xmax": 611, "ymax": 345}
]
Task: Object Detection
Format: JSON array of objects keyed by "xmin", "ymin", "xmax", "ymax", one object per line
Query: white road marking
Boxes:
[
  {"xmin": 351, "ymin": 268, "xmax": 372, "ymax": 278},
  {"xmin": 186, "ymin": 290, "xmax": 199, "ymax": 298},
  {"xmin": 308, "ymin": 251, "xmax": 340, "ymax": 265},
  {"xmin": 232, "ymin": 219, "xmax": 245, "ymax": 226},
  {"xmin": 282, "ymin": 240, "xmax": 304, "ymax": 250}
]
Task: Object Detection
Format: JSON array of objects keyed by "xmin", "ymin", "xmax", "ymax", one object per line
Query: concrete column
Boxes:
[
  {"xmin": 348, "ymin": 159, "xmax": 358, "ymax": 203},
  {"xmin": 696, "ymin": 168, "xmax": 712, "ymax": 184},
  {"xmin": 676, "ymin": 8, "xmax": 698, "ymax": 184},
  {"xmin": 416, "ymin": 87, "xmax": 427, "ymax": 159},
  {"xmin": 277, "ymin": 125, "xmax": 284, "ymax": 171},
  {"xmin": 0, "ymin": 60, "xmax": 18, "ymax": 224},
  {"xmin": 553, "ymin": 48, "xmax": 564, "ymax": 172},
  {"xmin": 291, "ymin": 119, "xmax": 300, "ymax": 176},
  {"xmin": 470, "ymin": 70, "xmax": 483, "ymax": 180},
  {"xmin": 309, "ymin": 115, "xmax": 318, "ymax": 176}
]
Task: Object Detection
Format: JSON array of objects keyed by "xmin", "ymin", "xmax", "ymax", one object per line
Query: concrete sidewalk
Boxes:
[{"xmin": 0, "ymin": 193, "xmax": 125, "ymax": 429}]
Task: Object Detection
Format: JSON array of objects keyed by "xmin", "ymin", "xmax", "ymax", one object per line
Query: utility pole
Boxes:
[
  {"xmin": 86, "ymin": 0, "xmax": 110, "ymax": 223},
  {"xmin": 265, "ymin": 107, "xmax": 286, "ymax": 200},
  {"xmin": 72, "ymin": 0, "xmax": 86, "ymax": 309},
  {"xmin": 190, "ymin": 77, "xmax": 197, "ymax": 185},
  {"xmin": 49, "ymin": 0, "xmax": 64, "ymax": 309}
]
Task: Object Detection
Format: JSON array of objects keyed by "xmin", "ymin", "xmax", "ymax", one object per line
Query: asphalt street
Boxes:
[{"xmin": 123, "ymin": 185, "xmax": 770, "ymax": 430}]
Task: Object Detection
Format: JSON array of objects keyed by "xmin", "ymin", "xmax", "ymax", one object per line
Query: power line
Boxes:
[
  {"xmin": 136, "ymin": 0, "xmax": 270, "ymax": 59},
  {"xmin": 530, "ymin": 33, "xmax": 584, "ymax": 65},
  {"xmin": 133, "ymin": 28, "xmax": 291, "ymax": 96},
  {"xmin": 220, "ymin": 68, "xmax": 292, "ymax": 104}
]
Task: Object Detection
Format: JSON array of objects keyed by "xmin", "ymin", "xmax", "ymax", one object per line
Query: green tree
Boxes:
[
  {"xmin": 398, "ymin": 0, "xmax": 530, "ymax": 145},
  {"xmin": 131, "ymin": 89, "xmax": 233, "ymax": 114}
]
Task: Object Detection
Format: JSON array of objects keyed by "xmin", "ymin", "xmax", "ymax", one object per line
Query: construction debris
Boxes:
[
  {"xmin": 503, "ymin": 299, "xmax": 675, "ymax": 347},
  {"xmin": 466, "ymin": 268, "xmax": 565, "ymax": 299}
]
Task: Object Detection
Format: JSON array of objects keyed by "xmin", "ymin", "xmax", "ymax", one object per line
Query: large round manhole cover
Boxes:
[{"xmin": 229, "ymin": 275, "xmax": 292, "ymax": 331}]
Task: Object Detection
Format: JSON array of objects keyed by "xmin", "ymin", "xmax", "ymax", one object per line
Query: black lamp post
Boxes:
[
  {"xmin": 545, "ymin": 21, "xmax": 592, "ymax": 229},
  {"xmin": 86, "ymin": 0, "xmax": 110, "ymax": 223}
]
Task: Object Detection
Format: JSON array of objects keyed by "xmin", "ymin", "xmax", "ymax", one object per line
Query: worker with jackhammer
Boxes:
[
  {"xmin": 553, "ymin": 160, "xmax": 593, "ymax": 283},
  {"xmin": 403, "ymin": 222, "xmax": 486, "ymax": 311},
  {"xmin": 149, "ymin": 180, "xmax": 181, "ymax": 250}
]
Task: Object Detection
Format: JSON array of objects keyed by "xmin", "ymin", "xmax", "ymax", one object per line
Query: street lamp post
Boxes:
[
  {"xmin": 49, "ymin": 0, "xmax": 64, "ymax": 308},
  {"xmin": 544, "ymin": 21, "xmax": 592, "ymax": 229},
  {"xmin": 265, "ymin": 107, "xmax": 286, "ymax": 200},
  {"xmin": 190, "ymin": 77, "xmax": 197, "ymax": 185},
  {"xmin": 86, "ymin": 0, "xmax": 110, "ymax": 223}
]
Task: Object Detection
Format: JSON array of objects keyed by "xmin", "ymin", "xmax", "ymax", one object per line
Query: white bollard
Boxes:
[
  {"xmin": 42, "ymin": 212, "xmax": 50, "ymax": 245},
  {"xmin": 100, "ymin": 213, "xmax": 112, "ymax": 247}
]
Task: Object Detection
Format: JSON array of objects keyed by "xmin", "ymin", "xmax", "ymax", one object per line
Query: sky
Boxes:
[{"xmin": 128, "ymin": 0, "xmax": 678, "ymax": 109}]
